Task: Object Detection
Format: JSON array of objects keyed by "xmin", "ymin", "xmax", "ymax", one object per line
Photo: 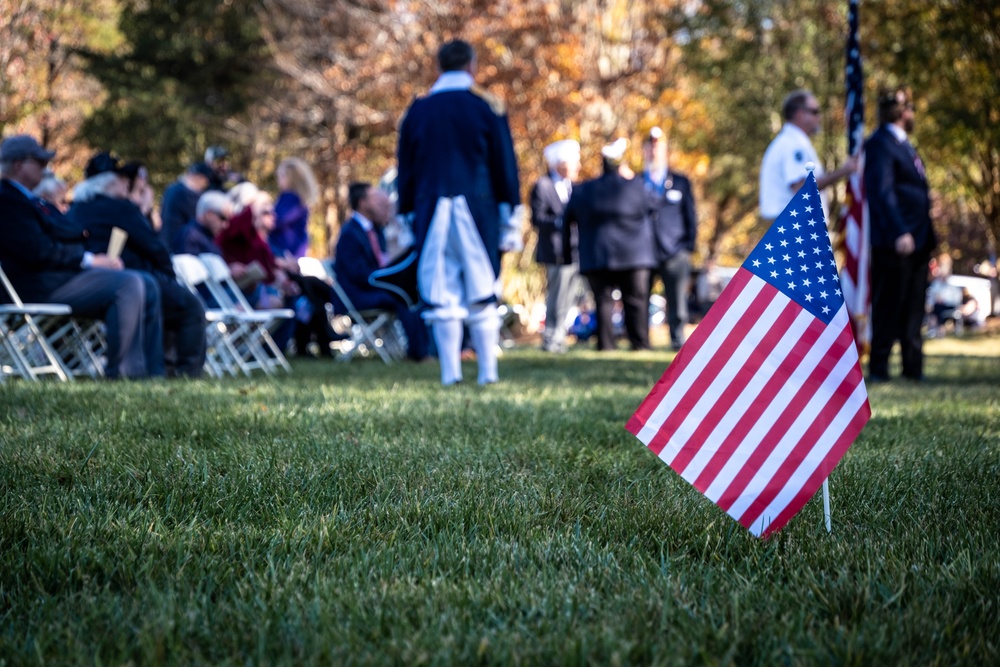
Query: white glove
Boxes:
[{"xmin": 498, "ymin": 203, "xmax": 524, "ymax": 253}]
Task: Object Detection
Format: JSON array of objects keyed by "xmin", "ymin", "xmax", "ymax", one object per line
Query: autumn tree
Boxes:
[
  {"xmin": 77, "ymin": 0, "xmax": 272, "ymax": 187},
  {"xmin": 0, "ymin": 0, "xmax": 120, "ymax": 173},
  {"xmin": 865, "ymin": 0, "xmax": 1000, "ymax": 270}
]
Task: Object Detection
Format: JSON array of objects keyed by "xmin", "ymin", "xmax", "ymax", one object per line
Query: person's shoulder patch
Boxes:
[{"xmin": 470, "ymin": 85, "xmax": 506, "ymax": 116}]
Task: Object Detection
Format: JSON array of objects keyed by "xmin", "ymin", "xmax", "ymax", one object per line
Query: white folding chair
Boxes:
[
  {"xmin": 172, "ymin": 253, "xmax": 253, "ymax": 377},
  {"xmin": 197, "ymin": 253, "xmax": 293, "ymax": 375},
  {"xmin": 0, "ymin": 263, "xmax": 75, "ymax": 381},
  {"xmin": 327, "ymin": 260, "xmax": 406, "ymax": 364}
]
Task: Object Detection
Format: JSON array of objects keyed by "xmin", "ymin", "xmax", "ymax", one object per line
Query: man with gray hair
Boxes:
[
  {"xmin": 0, "ymin": 135, "xmax": 164, "ymax": 378},
  {"xmin": 69, "ymin": 152, "xmax": 207, "ymax": 377},
  {"xmin": 759, "ymin": 89, "xmax": 858, "ymax": 221},
  {"xmin": 33, "ymin": 172, "xmax": 69, "ymax": 213},
  {"xmin": 174, "ymin": 191, "xmax": 232, "ymax": 256},
  {"xmin": 531, "ymin": 139, "xmax": 582, "ymax": 353}
]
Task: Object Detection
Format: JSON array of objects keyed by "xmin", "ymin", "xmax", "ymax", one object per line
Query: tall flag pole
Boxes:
[
  {"xmin": 837, "ymin": 0, "xmax": 870, "ymax": 355},
  {"xmin": 628, "ymin": 171, "xmax": 871, "ymax": 538}
]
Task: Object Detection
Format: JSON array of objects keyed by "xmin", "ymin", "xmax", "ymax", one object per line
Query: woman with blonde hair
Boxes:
[{"xmin": 270, "ymin": 157, "xmax": 320, "ymax": 259}]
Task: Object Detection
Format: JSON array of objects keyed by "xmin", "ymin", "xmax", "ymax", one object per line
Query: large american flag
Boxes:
[
  {"xmin": 627, "ymin": 173, "xmax": 871, "ymax": 537},
  {"xmin": 837, "ymin": 0, "xmax": 870, "ymax": 351}
]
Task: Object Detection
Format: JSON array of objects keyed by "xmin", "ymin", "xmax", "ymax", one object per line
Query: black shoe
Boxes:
[{"xmin": 867, "ymin": 373, "xmax": 890, "ymax": 384}]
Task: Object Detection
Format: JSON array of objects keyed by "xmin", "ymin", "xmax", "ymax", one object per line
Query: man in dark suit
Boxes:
[
  {"xmin": 531, "ymin": 139, "xmax": 582, "ymax": 353},
  {"xmin": 334, "ymin": 182, "xmax": 428, "ymax": 361},
  {"xmin": 0, "ymin": 135, "xmax": 163, "ymax": 379},
  {"xmin": 396, "ymin": 39, "xmax": 520, "ymax": 385},
  {"xmin": 563, "ymin": 138, "xmax": 657, "ymax": 351},
  {"xmin": 643, "ymin": 127, "xmax": 698, "ymax": 350},
  {"xmin": 864, "ymin": 88, "xmax": 935, "ymax": 382},
  {"xmin": 69, "ymin": 152, "xmax": 207, "ymax": 377}
]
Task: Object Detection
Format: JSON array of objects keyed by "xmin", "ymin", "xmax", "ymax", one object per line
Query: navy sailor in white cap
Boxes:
[{"xmin": 531, "ymin": 139, "xmax": 582, "ymax": 353}]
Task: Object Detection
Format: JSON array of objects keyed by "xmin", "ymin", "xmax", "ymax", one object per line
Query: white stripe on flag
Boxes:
[
  {"xmin": 668, "ymin": 305, "xmax": 814, "ymax": 481},
  {"xmin": 743, "ymin": 380, "xmax": 869, "ymax": 536},
  {"xmin": 657, "ymin": 288, "xmax": 791, "ymax": 462},
  {"xmin": 698, "ymin": 306, "xmax": 850, "ymax": 505},
  {"xmin": 725, "ymin": 319, "xmax": 859, "ymax": 520},
  {"xmin": 635, "ymin": 276, "xmax": 766, "ymax": 447}
]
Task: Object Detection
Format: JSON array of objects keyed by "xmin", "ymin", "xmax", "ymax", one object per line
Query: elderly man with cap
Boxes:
[
  {"xmin": 563, "ymin": 138, "xmax": 656, "ymax": 351},
  {"xmin": 643, "ymin": 126, "xmax": 698, "ymax": 350},
  {"xmin": 69, "ymin": 152, "xmax": 207, "ymax": 377},
  {"xmin": 531, "ymin": 139, "xmax": 582, "ymax": 353},
  {"xmin": 0, "ymin": 136, "xmax": 164, "ymax": 378}
]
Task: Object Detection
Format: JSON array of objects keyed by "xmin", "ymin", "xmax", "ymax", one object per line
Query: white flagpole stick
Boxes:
[{"xmin": 823, "ymin": 478, "xmax": 832, "ymax": 533}]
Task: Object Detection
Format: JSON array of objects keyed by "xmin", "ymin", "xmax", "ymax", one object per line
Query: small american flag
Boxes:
[
  {"xmin": 627, "ymin": 172, "xmax": 870, "ymax": 537},
  {"xmin": 837, "ymin": 0, "xmax": 870, "ymax": 352}
]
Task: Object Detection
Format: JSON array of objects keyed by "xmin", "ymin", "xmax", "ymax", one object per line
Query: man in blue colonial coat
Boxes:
[{"xmin": 395, "ymin": 39, "xmax": 521, "ymax": 385}]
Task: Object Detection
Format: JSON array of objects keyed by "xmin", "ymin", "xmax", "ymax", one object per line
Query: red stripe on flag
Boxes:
[
  {"xmin": 686, "ymin": 311, "xmax": 825, "ymax": 494},
  {"xmin": 715, "ymin": 318, "xmax": 855, "ymax": 512},
  {"xmin": 626, "ymin": 269, "xmax": 755, "ymax": 437},
  {"xmin": 735, "ymin": 327, "xmax": 865, "ymax": 528},
  {"xmin": 757, "ymin": 397, "xmax": 871, "ymax": 537},
  {"xmin": 668, "ymin": 294, "xmax": 803, "ymax": 475},
  {"xmin": 643, "ymin": 277, "xmax": 776, "ymax": 457}
]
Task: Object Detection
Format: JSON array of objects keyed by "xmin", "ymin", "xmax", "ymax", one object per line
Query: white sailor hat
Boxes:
[
  {"xmin": 543, "ymin": 139, "xmax": 581, "ymax": 167},
  {"xmin": 600, "ymin": 137, "xmax": 629, "ymax": 165}
]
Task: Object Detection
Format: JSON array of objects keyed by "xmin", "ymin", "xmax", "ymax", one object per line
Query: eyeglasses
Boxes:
[{"xmin": 801, "ymin": 107, "xmax": 822, "ymax": 116}]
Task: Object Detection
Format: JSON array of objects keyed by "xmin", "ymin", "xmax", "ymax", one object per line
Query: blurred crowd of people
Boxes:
[
  {"xmin": 3, "ymin": 52, "xmax": 998, "ymax": 384},
  {"xmin": 1, "ymin": 136, "xmax": 349, "ymax": 379}
]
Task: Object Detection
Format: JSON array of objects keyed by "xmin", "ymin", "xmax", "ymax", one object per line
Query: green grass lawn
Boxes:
[{"xmin": 2, "ymin": 334, "xmax": 998, "ymax": 665}]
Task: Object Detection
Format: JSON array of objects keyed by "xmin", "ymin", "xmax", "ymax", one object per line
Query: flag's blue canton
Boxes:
[{"xmin": 743, "ymin": 175, "xmax": 842, "ymax": 324}]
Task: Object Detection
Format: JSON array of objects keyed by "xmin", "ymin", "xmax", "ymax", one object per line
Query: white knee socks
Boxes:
[
  {"xmin": 468, "ymin": 303, "xmax": 499, "ymax": 385},
  {"xmin": 432, "ymin": 319, "xmax": 464, "ymax": 385}
]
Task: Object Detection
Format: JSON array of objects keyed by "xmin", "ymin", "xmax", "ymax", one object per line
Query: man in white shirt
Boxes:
[{"xmin": 759, "ymin": 89, "xmax": 858, "ymax": 221}]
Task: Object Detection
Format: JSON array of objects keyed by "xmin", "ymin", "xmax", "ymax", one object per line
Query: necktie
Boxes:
[
  {"xmin": 905, "ymin": 141, "xmax": 926, "ymax": 179},
  {"xmin": 367, "ymin": 227, "xmax": 386, "ymax": 268}
]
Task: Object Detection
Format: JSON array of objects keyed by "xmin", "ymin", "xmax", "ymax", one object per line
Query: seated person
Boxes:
[
  {"xmin": 0, "ymin": 135, "xmax": 163, "ymax": 379},
  {"xmin": 219, "ymin": 190, "xmax": 338, "ymax": 356},
  {"xmin": 33, "ymin": 171, "xmax": 69, "ymax": 213},
  {"xmin": 174, "ymin": 191, "xmax": 232, "ymax": 256},
  {"xmin": 160, "ymin": 162, "xmax": 213, "ymax": 253},
  {"xmin": 333, "ymin": 182, "xmax": 428, "ymax": 361},
  {"xmin": 69, "ymin": 152, "xmax": 207, "ymax": 377}
]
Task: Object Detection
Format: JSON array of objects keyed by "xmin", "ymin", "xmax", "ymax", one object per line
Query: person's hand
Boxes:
[
  {"xmin": 276, "ymin": 255, "xmax": 299, "ymax": 273},
  {"xmin": 229, "ymin": 262, "xmax": 248, "ymax": 279},
  {"xmin": 91, "ymin": 254, "xmax": 123, "ymax": 270},
  {"xmin": 895, "ymin": 233, "xmax": 916, "ymax": 256},
  {"xmin": 618, "ymin": 164, "xmax": 635, "ymax": 179},
  {"xmin": 842, "ymin": 153, "xmax": 860, "ymax": 176},
  {"xmin": 131, "ymin": 183, "xmax": 155, "ymax": 217}
]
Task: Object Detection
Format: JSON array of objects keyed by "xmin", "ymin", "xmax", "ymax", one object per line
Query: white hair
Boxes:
[
  {"xmin": 227, "ymin": 181, "xmax": 259, "ymax": 213},
  {"xmin": 33, "ymin": 174, "xmax": 67, "ymax": 200},
  {"xmin": 71, "ymin": 173, "xmax": 121, "ymax": 203},
  {"xmin": 196, "ymin": 190, "xmax": 231, "ymax": 220}
]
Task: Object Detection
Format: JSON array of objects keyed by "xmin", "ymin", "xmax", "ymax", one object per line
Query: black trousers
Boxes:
[
  {"xmin": 158, "ymin": 276, "xmax": 206, "ymax": 378},
  {"xmin": 869, "ymin": 245, "xmax": 930, "ymax": 379},
  {"xmin": 586, "ymin": 268, "xmax": 651, "ymax": 351}
]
